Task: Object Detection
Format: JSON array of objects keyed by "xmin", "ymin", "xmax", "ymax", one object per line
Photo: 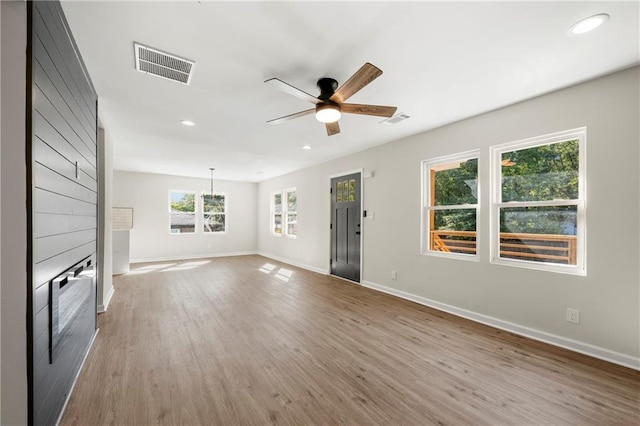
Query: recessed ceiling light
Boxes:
[
  {"xmin": 569, "ymin": 13, "xmax": 609, "ymax": 35},
  {"xmin": 181, "ymin": 120, "xmax": 195, "ymax": 126},
  {"xmin": 302, "ymin": 145, "xmax": 312, "ymax": 150}
]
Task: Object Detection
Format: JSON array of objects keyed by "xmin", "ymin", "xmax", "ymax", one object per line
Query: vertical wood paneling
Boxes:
[{"xmin": 29, "ymin": 1, "xmax": 98, "ymax": 424}]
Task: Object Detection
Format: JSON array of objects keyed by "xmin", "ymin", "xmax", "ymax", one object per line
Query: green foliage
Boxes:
[
  {"xmin": 287, "ymin": 191, "xmax": 297, "ymax": 211},
  {"xmin": 434, "ymin": 159, "xmax": 478, "ymax": 206},
  {"xmin": 171, "ymin": 192, "xmax": 195, "ymax": 212},
  {"xmin": 203, "ymin": 194, "xmax": 225, "ymax": 213},
  {"xmin": 500, "ymin": 206, "xmax": 576, "ymax": 235},
  {"xmin": 431, "ymin": 140, "xmax": 579, "ymax": 235},
  {"xmin": 502, "ymin": 140, "xmax": 579, "ymax": 202},
  {"xmin": 433, "ymin": 159, "xmax": 478, "ymax": 231}
]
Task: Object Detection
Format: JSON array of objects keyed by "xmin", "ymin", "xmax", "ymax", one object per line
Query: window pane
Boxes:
[
  {"xmin": 170, "ymin": 213, "xmax": 195, "ymax": 233},
  {"xmin": 501, "ymin": 140, "xmax": 579, "ymax": 202},
  {"xmin": 287, "ymin": 191, "xmax": 296, "ymax": 211},
  {"xmin": 203, "ymin": 194, "xmax": 225, "ymax": 212},
  {"xmin": 273, "ymin": 213, "xmax": 282, "ymax": 234},
  {"xmin": 274, "ymin": 193, "xmax": 282, "ymax": 213},
  {"xmin": 499, "ymin": 205, "xmax": 578, "ymax": 265},
  {"xmin": 204, "ymin": 213, "xmax": 225, "ymax": 233},
  {"xmin": 429, "ymin": 208, "xmax": 476, "ymax": 254},
  {"xmin": 170, "ymin": 191, "xmax": 195, "ymax": 234},
  {"xmin": 349, "ymin": 179, "xmax": 356, "ymax": 201},
  {"xmin": 286, "ymin": 213, "xmax": 297, "ymax": 236},
  {"xmin": 170, "ymin": 191, "xmax": 195, "ymax": 213},
  {"xmin": 432, "ymin": 158, "xmax": 478, "ymax": 206},
  {"xmin": 337, "ymin": 182, "xmax": 342, "ymax": 202}
]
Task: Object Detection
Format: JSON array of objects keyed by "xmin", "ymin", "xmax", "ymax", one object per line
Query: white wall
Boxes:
[
  {"xmin": 98, "ymin": 128, "xmax": 114, "ymax": 311},
  {"xmin": 113, "ymin": 171, "xmax": 258, "ymax": 262},
  {"xmin": 258, "ymin": 67, "xmax": 640, "ymax": 367},
  {"xmin": 1, "ymin": 1, "xmax": 28, "ymax": 424}
]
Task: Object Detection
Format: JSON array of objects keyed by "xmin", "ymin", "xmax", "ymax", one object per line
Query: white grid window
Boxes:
[
  {"xmin": 203, "ymin": 194, "xmax": 226, "ymax": 233},
  {"xmin": 490, "ymin": 128, "xmax": 586, "ymax": 275},
  {"xmin": 271, "ymin": 188, "xmax": 297, "ymax": 238},
  {"xmin": 422, "ymin": 151, "xmax": 479, "ymax": 260}
]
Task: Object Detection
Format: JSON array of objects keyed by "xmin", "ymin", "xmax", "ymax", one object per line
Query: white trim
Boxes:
[
  {"xmin": 130, "ymin": 251, "xmax": 257, "ymax": 264},
  {"xmin": 328, "ymin": 168, "xmax": 364, "ymax": 280},
  {"xmin": 361, "ymin": 280, "xmax": 639, "ymax": 371},
  {"xmin": 55, "ymin": 329, "xmax": 99, "ymax": 426},
  {"xmin": 257, "ymin": 251, "xmax": 329, "ymax": 275},
  {"xmin": 489, "ymin": 128, "xmax": 586, "ymax": 276},
  {"xmin": 97, "ymin": 285, "xmax": 115, "ymax": 313},
  {"xmin": 270, "ymin": 190, "xmax": 283, "ymax": 237},
  {"xmin": 202, "ymin": 192, "xmax": 227, "ymax": 234},
  {"xmin": 421, "ymin": 150, "xmax": 480, "ymax": 258}
]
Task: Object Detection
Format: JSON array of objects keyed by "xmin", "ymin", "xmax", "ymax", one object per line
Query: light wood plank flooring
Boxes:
[{"xmin": 61, "ymin": 255, "xmax": 639, "ymax": 425}]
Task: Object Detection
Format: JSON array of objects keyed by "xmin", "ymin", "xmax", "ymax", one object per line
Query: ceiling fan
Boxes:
[{"xmin": 265, "ymin": 63, "xmax": 397, "ymax": 136}]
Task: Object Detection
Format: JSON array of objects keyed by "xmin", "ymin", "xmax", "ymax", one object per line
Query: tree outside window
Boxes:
[
  {"xmin": 272, "ymin": 193, "xmax": 282, "ymax": 235},
  {"xmin": 170, "ymin": 191, "xmax": 196, "ymax": 234},
  {"xmin": 285, "ymin": 189, "xmax": 297, "ymax": 237},
  {"xmin": 491, "ymin": 128, "xmax": 585, "ymax": 274},
  {"xmin": 203, "ymin": 194, "xmax": 226, "ymax": 233},
  {"xmin": 423, "ymin": 152, "xmax": 479, "ymax": 258}
]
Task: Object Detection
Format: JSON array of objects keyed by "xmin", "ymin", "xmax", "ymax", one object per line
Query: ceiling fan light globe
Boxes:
[{"xmin": 315, "ymin": 104, "xmax": 341, "ymax": 123}]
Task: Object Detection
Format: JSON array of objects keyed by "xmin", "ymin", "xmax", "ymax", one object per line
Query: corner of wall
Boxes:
[{"xmin": 1, "ymin": 1, "xmax": 29, "ymax": 424}]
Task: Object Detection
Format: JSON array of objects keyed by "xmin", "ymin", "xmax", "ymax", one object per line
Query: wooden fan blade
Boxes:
[
  {"xmin": 325, "ymin": 121, "xmax": 340, "ymax": 136},
  {"xmin": 341, "ymin": 103, "xmax": 397, "ymax": 118},
  {"xmin": 330, "ymin": 63, "xmax": 383, "ymax": 104},
  {"xmin": 266, "ymin": 109, "xmax": 314, "ymax": 125},
  {"xmin": 265, "ymin": 78, "xmax": 320, "ymax": 104}
]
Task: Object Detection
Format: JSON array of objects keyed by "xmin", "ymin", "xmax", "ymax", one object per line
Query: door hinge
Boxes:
[
  {"xmin": 330, "ymin": 187, "xmax": 333, "ymax": 194},
  {"xmin": 330, "ymin": 223, "xmax": 333, "ymax": 229}
]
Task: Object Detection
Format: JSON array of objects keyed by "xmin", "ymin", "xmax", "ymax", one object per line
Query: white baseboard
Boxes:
[
  {"xmin": 362, "ymin": 280, "xmax": 640, "ymax": 371},
  {"xmin": 130, "ymin": 251, "xmax": 257, "ymax": 264},
  {"xmin": 97, "ymin": 285, "xmax": 115, "ymax": 314},
  {"xmin": 256, "ymin": 252, "xmax": 329, "ymax": 275},
  {"xmin": 56, "ymin": 328, "xmax": 99, "ymax": 426}
]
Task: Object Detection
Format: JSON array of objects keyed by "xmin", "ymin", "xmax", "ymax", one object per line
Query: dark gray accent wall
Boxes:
[{"xmin": 28, "ymin": 1, "xmax": 98, "ymax": 424}]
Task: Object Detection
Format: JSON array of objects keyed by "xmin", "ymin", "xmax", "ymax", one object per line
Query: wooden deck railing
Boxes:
[{"xmin": 430, "ymin": 230, "xmax": 577, "ymax": 265}]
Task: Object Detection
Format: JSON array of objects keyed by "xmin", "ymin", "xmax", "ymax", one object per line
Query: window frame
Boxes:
[
  {"xmin": 283, "ymin": 187, "xmax": 297, "ymax": 239},
  {"xmin": 168, "ymin": 190, "xmax": 197, "ymax": 235},
  {"xmin": 421, "ymin": 150, "xmax": 480, "ymax": 261},
  {"xmin": 270, "ymin": 191, "xmax": 283, "ymax": 237},
  {"xmin": 489, "ymin": 127, "xmax": 586, "ymax": 275},
  {"xmin": 271, "ymin": 187, "xmax": 297, "ymax": 238},
  {"xmin": 202, "ymin": 192, "xmax": 227, "ymax": 234}
]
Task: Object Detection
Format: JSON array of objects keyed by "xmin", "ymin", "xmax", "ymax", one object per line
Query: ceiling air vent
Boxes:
[
  {"xmin": 134, "ymin": 42, "xmax": 195, "ymax": 85},
  {"xmin": 380, "ymin": 113, "xmax": 410, "ymax": 126}
]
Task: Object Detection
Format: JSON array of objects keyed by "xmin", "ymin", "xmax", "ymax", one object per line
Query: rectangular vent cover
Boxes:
[
  {"xmin": 134, "ymin": 43, "xmax": 194, "ymax": 85},
  {"xmin": 380, "ymin": 113, "xmax": 410, "ymax": 125}
]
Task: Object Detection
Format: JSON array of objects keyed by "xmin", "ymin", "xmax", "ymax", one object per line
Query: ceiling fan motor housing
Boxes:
[{"xmin": 317, "ymin": 77, "xmax": 339, "ymax": 100}]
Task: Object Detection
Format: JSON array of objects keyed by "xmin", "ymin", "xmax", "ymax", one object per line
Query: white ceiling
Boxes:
[{"xmin": 61, "ymin": 1, "xmax": 639, "ymax": 182}]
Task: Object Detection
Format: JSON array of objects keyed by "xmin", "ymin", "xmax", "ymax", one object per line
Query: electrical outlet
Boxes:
[
  {"xmin": 391, "ymin": 270, "xmax": 397, "ymax": 280},
  {"xmin": 566, "ymin": 308, "xmax": 580, "ymax": 324}
]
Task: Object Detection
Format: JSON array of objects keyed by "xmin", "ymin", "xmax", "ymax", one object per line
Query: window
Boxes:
[
  {"xmin": 169, "ymin": 191, "xmax": 196, "ymax": 234},
  {"xmin": 271, "ymin": 188, "xmax": 297, "ymax": 237},
  {"xmin": 271, "ymin": 192, "xmax": 282, "ymax": 235},
  {"xmin": 285, "ymin": 189, "xmax": 297, "ymax": 237},
  {"xmin": 490, "ymin": 128, "xmax": 585, "ymax": 274},
  {"xmin": 422, "ymin": 151, "xmax": 479, "ymax": 259},
  {"xmin": 203, "ymin": 194, "xmax": 226, "ymax": 233}
]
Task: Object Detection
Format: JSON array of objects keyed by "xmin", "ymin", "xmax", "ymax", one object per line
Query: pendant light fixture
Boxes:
[
  {"xmin": 209, "ymin": 167, "xmax": 215, "ymax": 197},
  {"xmin": 203, "ymin": 167, "xmax": 215, "ymax": 199}
]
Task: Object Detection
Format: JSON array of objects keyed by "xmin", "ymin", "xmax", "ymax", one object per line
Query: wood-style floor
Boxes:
[{"xmin": 61, "ymin": 255, "xmax": 639, "ymax": 425}]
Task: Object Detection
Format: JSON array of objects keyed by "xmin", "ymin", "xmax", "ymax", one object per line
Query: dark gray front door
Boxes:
[{"xmin": 330, "ymin": 172, "xmax": 361, "ymax": 282}]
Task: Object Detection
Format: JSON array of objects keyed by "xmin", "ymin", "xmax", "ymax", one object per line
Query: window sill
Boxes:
[
  {"xmin": 421, "ymin": 250, "xmax": 479, "ymax": 262},
  {"xmin": 490, "ymin": 257, "xmax": 586, "ymax": 276}
]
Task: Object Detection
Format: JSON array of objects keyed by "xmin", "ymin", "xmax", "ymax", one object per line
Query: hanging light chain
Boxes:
[{"xmin": 210, "ymin": 168, "xmax": 215, "ymax": 198}]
